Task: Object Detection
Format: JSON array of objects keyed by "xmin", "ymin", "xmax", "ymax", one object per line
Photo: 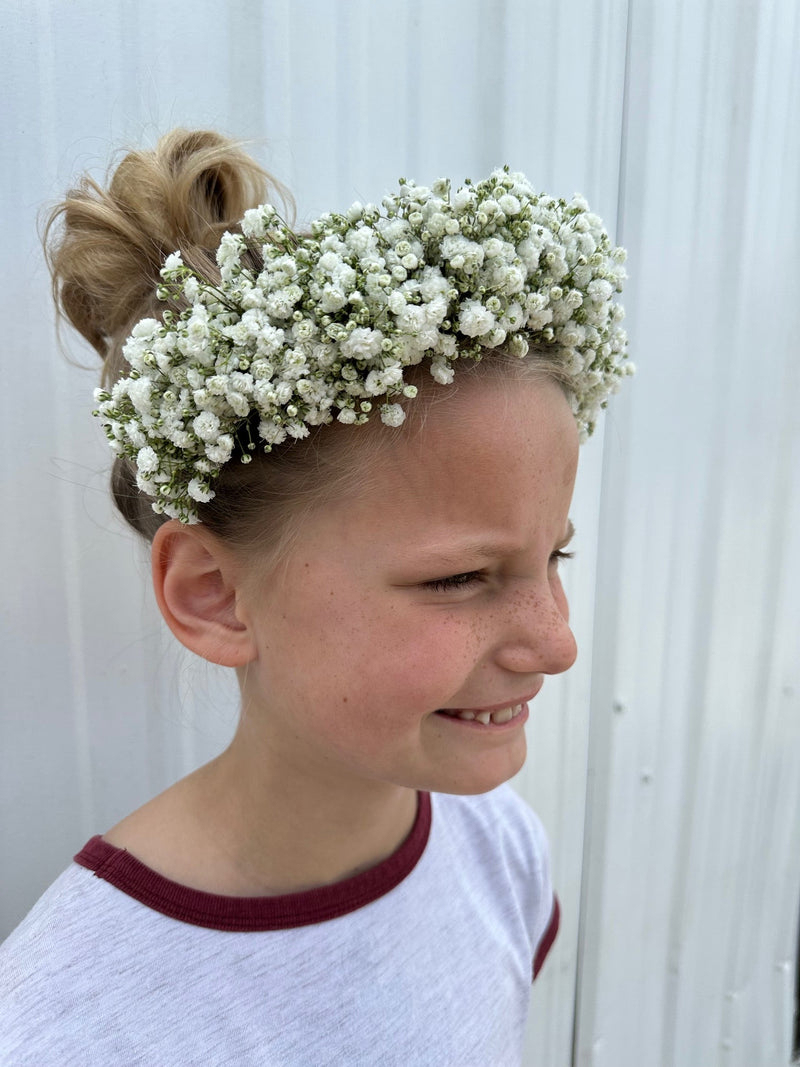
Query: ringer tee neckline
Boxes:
[{"xmin": 74, "ymin": 791, "xmax": 431, "ymax": 932}]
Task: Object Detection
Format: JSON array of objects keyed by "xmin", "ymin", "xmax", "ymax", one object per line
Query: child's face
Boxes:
[{"xmin": 236, "ymin": 374, "xmax": 579, "ymax": 796}]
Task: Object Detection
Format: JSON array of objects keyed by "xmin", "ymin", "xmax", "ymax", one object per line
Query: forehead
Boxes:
[{"xmin": 317, "ymin": 375, "xmax": 579, "ymax": 551}]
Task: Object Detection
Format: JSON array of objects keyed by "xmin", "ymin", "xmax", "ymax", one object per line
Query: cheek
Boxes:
[
  {"xmin": 360, "ymin": 613, "xmax": 479, "ymax": 688},
  {"xmin": 307, "ymin": 621, "xmax": 476, "ymax": 756},
  {"xmin": 324, "ymin": 606, "xmax": 483, "ymax": 711}
]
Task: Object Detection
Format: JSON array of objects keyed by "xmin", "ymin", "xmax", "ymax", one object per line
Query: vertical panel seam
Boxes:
[{"xmin": 571, "ymin": 3, "xmax": 634, "ymax": 1063}]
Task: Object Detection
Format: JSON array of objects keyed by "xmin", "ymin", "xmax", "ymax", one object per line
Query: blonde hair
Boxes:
[
  {"xmin": 46, "ymin": 130, "xmax": 296, "ymax": 542},
  {"xmin": 46, "ymin": 129, "xmax": 573, "ymax": 554}
]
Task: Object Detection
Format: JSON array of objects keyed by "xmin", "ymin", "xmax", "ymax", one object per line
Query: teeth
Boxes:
[{"xmin": 440, "ymin": 703, "xmax": 524, "ymax": 724}]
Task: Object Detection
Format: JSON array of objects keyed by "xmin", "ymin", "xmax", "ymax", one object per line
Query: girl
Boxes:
[{"xmin": 0, "ymin": 130, "xmax": 630, "ymax": 1065}]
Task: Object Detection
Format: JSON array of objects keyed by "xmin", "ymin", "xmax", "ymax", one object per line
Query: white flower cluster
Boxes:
[{"xmin": 94, "ymin": 168, "xmax": 632, "ymax": 522}]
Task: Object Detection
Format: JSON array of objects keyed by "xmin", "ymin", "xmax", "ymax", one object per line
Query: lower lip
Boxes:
[{"xmin": 433, "ymin": 703, "xmax": 530, "ymax": 732}]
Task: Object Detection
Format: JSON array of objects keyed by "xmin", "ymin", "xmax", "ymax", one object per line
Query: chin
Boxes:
[{"xmin": 420, "ymin": 745, "xmax": 528, "ymax": 797}]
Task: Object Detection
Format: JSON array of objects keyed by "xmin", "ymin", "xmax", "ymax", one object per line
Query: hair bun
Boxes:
[
  {"xmin": 46, "ymin": 129, "xmax": 289, "ymax": 386},
  {"xmin": 46, "ymin": 129, "xmax": 291, "ymax": 540}
]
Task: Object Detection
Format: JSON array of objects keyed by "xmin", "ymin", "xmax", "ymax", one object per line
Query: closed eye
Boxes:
[
  {"xmin": 422, "ymin": 571, "xmax": 484, "ymax": 593},
  {"xmin": 424, "ymin": 550, "xmax": 574, "ymax": 592}
]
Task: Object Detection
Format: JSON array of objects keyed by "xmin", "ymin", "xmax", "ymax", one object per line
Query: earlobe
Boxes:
[{"xmin": 151, "ymin": 521, "xmax": 257, "ymax": 667}]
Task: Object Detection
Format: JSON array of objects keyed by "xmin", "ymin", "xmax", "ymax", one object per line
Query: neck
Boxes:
[
  {"xmin": 105, "ymin": 708, "xmax": 418, "ymax": 897},
  {"xmin": 192, "ymin": 719, "xmax": 419, "ymax": 894}
]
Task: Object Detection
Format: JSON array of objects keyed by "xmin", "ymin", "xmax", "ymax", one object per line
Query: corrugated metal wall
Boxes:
[{"xmin": 2, "ymin": 2, "xmax": 798, "ymax": 1064}]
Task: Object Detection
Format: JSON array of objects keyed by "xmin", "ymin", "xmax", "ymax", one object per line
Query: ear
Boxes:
[{"xmin": 151, "ymin": 521, "xmax": 257, "ymax": 667}]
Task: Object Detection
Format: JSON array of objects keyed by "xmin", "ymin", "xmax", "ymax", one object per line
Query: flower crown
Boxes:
[{"xmin": 94, "ymin": 167, "xmax": 632, "ymax": 522}]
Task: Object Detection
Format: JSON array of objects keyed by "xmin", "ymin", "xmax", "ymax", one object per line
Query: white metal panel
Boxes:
[
  {"xmin": 1, "ymin": 2, "xmax": 798, "ymax": 1065},
  {"xmin": 575, "ymin": 0, "xmax": 800, "ymax": 1063}
]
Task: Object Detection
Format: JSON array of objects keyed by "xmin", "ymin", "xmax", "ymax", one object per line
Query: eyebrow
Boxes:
[
  {"xmin": 559, "ymin": 519, "xmax": 576, "ymax": 547},
  {"xmin": 408, "ymin": 519, "xmax": 576, "ymax": 570}
]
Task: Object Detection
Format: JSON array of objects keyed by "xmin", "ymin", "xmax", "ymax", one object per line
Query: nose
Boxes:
[{"xmin": 492, "ymin": 586, "xmax": 578, "ymax": 677}]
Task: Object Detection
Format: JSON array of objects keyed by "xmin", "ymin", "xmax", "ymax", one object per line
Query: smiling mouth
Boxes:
[{"xmin": 435, "ymin": 703, "xmax": 526, "ymax": 726}]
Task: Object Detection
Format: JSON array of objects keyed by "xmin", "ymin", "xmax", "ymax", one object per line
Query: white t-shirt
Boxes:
[{"xmin": 0, "ymin": 785, "xmax": 559, "ymax": 1066}]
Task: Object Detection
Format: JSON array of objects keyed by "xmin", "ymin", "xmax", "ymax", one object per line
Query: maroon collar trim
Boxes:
[{"xmin": 74, "ymin": 792, "xmax": 431, "ymax": 932}]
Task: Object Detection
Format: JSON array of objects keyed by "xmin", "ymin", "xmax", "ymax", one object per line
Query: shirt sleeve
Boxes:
[
  {"xmin": 523, "ymin": 799, "xmax": 559, "ymax": 982},
  {"xmin": 532, "ymin": 891, "xmax": 560, "ymax": 980}
]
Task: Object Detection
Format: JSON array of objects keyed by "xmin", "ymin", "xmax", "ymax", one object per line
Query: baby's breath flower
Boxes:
[
  {"xmin": 188, "ymin": 478, "xmax": 214, "ymax": 503},
  {"xmin": 286, "ymin": 421, "xmax": 310, "ymax": 440},
  {"xmin": 458, "ymin": 300, "xmax": 496, "ymax": 338},
  {"xmin": 380, "ymin": 403, "xmax": 406, "ymax": 427},
  {"xmin": 193, "ymin": 411, "xmax": 221, "ymax": 442},
  {"xmin": 206, "ymin": 435, "xmax": 235, "ymax": 464},
  {"xmin": 452, "ymin": 189, "xmax": 474, "ymax": 212},
  {"xmin": 162, "ymin": 252, "xmax": 184, "ymax": 276},
  {"xmin": 136, "ymin": 446, "xmax": 159, "ymax": 474},
  {"xmin": 430, "ymin": 359, "xmax": 455, "ymax": 385},
  {"xmin": 131, "ymin": 318, "xmax": 160, "ymax": 340},
  {"xmin": 341, "ymin": 328, "xmax": 384, "ymax": 361},
  {"xmin": 127, "ymin": 377, "xmax": 153, "ymax": 413},
  {"xmin": 498, "ymin": 194, "xmax": 521, "ymax": 215}
]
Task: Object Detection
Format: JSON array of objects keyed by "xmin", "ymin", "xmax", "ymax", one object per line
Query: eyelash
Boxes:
[
  {"xmin": 423, "ymin": 549, "xmax": 574, "ymax": 593},
  {"xmin": 552, "ymin": 548, "xmax": 575, "ymax": 565},
  {"xmin": 423, "ymin": 572, "xmax": 484, "ymax": 593}
]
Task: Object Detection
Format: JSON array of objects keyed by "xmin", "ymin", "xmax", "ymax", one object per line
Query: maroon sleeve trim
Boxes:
[
  {"xmin": 532, "ymin": 893, "xmax": 560, "ymax": 981},
  {"xmin": 74, "ymin": 791, "xmax": 431, "ymax": 932}
]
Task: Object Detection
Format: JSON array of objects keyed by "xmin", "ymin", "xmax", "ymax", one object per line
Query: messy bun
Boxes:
[{"xmin": 45, "ymin": 129, "xmax": 292, "ymax": 539}]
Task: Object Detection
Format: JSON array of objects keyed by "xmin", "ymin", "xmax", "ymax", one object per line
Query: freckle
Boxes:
[{"xmin": 342, "ymin": 696, "xmax": 348, "ymax": 703}]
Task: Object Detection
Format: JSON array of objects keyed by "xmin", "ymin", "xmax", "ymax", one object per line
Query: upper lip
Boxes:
[{"xmin": 439, "ymin": 681, "xmax": 543, "ymax": 714}]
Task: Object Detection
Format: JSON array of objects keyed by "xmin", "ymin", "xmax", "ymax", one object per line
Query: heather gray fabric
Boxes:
[{"xmin": 0, "ymin": 786, "xmax": 555, "ymax": 1066}]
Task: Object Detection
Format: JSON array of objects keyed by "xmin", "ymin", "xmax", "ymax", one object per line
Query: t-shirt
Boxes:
[{"xmin": 0, "ymin": 785, "xmax": 559, "ymax": 1066}]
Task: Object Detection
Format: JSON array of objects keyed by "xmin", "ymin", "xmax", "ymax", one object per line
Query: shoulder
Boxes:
[
  {"xmin": 432, "ymin": 783, "xmax": 551, "ymax": 874},
  {"xmin": 1, "ymin": 865, "xmax": 88, "ymax": 1059},
  {"xmin": 2, "ymin": 863, "xmax": 101, "ymax": 963},
  {"xmin": 429, "ymin": 785, "xmax": 558, "ymax": 971},
  {"xmin": 0, "ymin": 860, "xmax": 153, "ymax": 1062},
  {"xmin": 1, "ymin": 861, "xmax": 120, "ymax": 982}
]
